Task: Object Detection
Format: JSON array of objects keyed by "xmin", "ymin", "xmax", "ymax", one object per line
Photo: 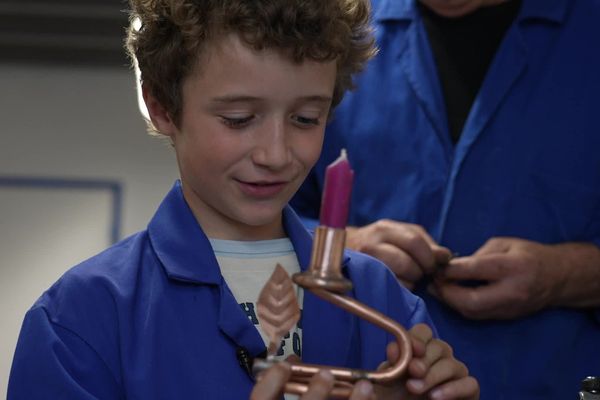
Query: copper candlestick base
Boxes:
[
  {"xmin": 253, "ymin": 226, "xmax": 413, "ymax": 398},
  {"xmin": 293, "ymin": 226, "xmax": 352, "ymax": 293}
]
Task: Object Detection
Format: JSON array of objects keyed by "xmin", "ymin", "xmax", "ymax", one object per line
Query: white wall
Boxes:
[{"xmin": 0, "ymin": 63, "xmax": 179, "ymax": 396}]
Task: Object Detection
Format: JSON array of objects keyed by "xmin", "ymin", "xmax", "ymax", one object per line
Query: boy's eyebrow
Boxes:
[
  {"xmin": 211, "ymin": 95, "xmax": 261, "ymax": 104},
  {"xmin": 296, "ymin": 95, "xmax": 333, "ymax": 104},
  {"xmin": 210, "ymin": 95, "xmax": 333, "ymax": 104}
]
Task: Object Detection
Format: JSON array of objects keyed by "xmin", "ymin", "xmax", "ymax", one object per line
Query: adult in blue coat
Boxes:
[
  {"xmin": 292, "ymin": 0, "xmax": 600, "ymax": 398},
  {"xmin": 8, "ymin": 0, "xmax": 479, "ymax": 399}
]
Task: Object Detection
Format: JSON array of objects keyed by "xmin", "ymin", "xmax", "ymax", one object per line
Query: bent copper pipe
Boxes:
[{"xmin": 254, "ymin": 226, "xmax": 413, "ymax": 398}]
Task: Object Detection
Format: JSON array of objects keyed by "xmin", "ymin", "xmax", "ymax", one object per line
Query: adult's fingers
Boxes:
[
  {"xmin": 430, "ymin": 279, "xmax": 515, "ymax": 320},
  {"xmin": 433, "ymin": 245, "xmax": 453, "ymax": 265},
  {"xmin": 473, "ymin": 237, "xmax": 512, "ymax": 256},
  {"xmin": 442, "ymin": 254, "xmax": 509, "ymax": 282},
  {"xmin": 350, "ymin": 220, "xmax": 440, "ymax": 273},
  {"xmin": 366, "ymin": 242, "xmax": 423, "ymax": 284},
  {"xmin": 401, "ymin": 225, "xmax": 452, "ymax": 266},
  {"xmin": 383, "ymin": 223, "xmax": 438, "ymax": 273}
]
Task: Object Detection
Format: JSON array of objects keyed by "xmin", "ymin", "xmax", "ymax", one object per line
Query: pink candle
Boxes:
[{"xmin": 319, "ymin": 149, "xmax": 354, "ymax": 228}]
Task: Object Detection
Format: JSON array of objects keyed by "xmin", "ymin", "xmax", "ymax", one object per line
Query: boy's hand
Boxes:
[
  {"xmin": 250, "ymin": 361, "xmax": 376, "ymax": 400},
  {"xmin": 375, "ymin": 323, "xmax": 479, "ymax": 400}
]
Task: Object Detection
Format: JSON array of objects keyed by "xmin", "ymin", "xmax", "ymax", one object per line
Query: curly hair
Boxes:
[{"xmin": 125, "ymin": 0, "xmax": 376, "ymax": 128}]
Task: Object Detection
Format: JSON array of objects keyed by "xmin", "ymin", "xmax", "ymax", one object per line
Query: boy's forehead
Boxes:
[
  {"xmin": 206, "ymin": 34, "xmax": 259, "ymax": 58},
  {"xmin": 181, "ymin": 32, "xmax": 337, "ymax": 105},
  {"xmin": 193, "ymin": 33, "xmax": 334, "ymax": 76}
]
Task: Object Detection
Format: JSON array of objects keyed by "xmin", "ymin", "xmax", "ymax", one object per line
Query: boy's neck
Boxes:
[
  {"xmin": 205, "ymin": 225, "xmax": 287, "ymax": 241},
  {"xmin": 182, "ymin": 187, "xmax": 287, "ymax": 241},
  {"xmin": 195, "ymin": 210, "xmax": 287, "ymax": 241}
]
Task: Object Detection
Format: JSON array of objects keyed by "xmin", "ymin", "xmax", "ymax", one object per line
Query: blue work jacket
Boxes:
[
  {"xmin": 292, "ymin": 0, "xmax": 600, "ymax": 398},
  {"xmin": 8, "ymin": 181, "xmax": 433, "ymax": 399}
]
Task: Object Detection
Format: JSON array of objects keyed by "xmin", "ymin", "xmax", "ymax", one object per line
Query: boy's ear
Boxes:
[{"xmin": 142, "ymin": 83, "xmax": 178, "ymax": 136}]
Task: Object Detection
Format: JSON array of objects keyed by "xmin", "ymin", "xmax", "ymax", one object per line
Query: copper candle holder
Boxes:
[{"xmin": 253, "ymin": 226, "xmax": 413, "ymax": 398}]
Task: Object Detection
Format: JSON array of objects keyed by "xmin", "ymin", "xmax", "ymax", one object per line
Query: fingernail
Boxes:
[
  {"xmin": 317, "ymin": 369, "xmax": 334, "ymax": 382},
  {"xmin": 430, "ymin": 388, "xmax": 443, "ymax": 400},
  {"xmin": 443, "ymin": 249, "xmax": 454, "ymax": 264},
  {"xmin": 357, "ymin": 380, "xmax": 373, "ymax": 395},
  {"xmin": 407, "ymin": 379, "xmax": 424, "ymax": 392},
  {"xmin": 412, "ymin": 359, "xmax": 426, "ymax": 375}
]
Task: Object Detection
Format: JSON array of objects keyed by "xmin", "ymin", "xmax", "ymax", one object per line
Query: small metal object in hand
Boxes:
[{"xmin": 579, "ymin": 376, "xmax": 600, "ymax": 400}]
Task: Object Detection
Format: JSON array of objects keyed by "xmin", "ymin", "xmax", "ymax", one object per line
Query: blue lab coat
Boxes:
[{"xmin": 8, "ymin": 181, "xmax": 433, "ymax": 399}]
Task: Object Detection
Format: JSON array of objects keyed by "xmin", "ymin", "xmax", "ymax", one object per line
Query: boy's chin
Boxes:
[{"xmin": 233, "ymin": 208, "xmax": 286, "ymax": 238}]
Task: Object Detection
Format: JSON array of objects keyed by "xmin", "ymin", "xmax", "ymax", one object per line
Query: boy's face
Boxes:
[{"xmin": 146, "ymin": 34, "xmax": 336, "ymax": 240}]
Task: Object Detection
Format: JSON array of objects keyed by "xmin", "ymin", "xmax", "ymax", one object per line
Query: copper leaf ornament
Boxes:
[{"xmin": 257, "ymin": 264, "xmax": 301, "ymax": 356}]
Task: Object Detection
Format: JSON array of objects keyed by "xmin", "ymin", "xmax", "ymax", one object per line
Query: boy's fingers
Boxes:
[
  {"xmin": 380, "ymin": 340, "xmax": 412, "ymax": 370},
  {"xmin": 408, "ymin": 339, "xmax": 446, "ymax": 380},
  {"xmin": 409, "ymin": 323, "xmax": 433, "ymax": 342},
  {"xmin": 406, "ymin": 358, "xmax": 459, "ymax": 395},
  {"xmin": 428, "ymin": 376, "xmax": 480, "ymax": 400},
  {"xmin": 408, "ymin": 323, "xmax": 433, "ymax": 357},
  {"xmin": 349, "ymin": 380, "xmax": 375, "ymax": 400},
  {"xmin": 285, "ymin": 354, "xmax": 301, "ymax": 364},
  {"xmin": 250, "ymin": 362, "xmax": 291, "ymax": 400},
  {"xmin": 386, "ymin": 341, "xmax": 400, "ymax": 364},
  {"xmin": 301, "ymin": 370, "xmax": 335, "ymax": 399}
]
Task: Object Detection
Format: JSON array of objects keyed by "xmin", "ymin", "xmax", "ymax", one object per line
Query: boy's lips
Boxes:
[{"xmin": 236, "ymin": 179, "xmax": 288, "ymax": 198}]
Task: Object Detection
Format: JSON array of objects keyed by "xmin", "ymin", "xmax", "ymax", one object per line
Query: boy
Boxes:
[{"xmin": 8, "ymin": 0, "xmax": 478, "ymax": 399}]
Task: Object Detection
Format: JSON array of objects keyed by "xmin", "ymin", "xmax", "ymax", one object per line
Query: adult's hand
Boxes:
[
  {"xmin": 430, "ymin": 237, "xmax": 600, "ymax": 319},
  {"xmin": 346, "ymin": 220, "xmax": 452, "ymax": 290}
]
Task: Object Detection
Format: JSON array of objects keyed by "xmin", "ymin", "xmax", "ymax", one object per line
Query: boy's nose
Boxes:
[{"xmin": 251, "ymin": 119, "xmax": 292, "ymax": 169}]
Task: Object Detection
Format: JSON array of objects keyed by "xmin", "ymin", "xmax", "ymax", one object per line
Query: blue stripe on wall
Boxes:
[{"xmin": 0, "ymin": 176, "xmax": 123, "ymax": 244}]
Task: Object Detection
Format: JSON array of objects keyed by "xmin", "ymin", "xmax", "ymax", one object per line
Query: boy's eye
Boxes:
[
  {"xmin": 221, "ymin": 115, "xmax": 254, "ymax": 128},
  {"xmin": 293, "ymin": 115, "xmax": 320, "ymax": 127}
]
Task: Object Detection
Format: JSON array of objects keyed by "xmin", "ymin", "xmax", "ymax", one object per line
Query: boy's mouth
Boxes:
[{"xmin": 236, "ymin": 179, "xmax": 288, "ymax": 198}]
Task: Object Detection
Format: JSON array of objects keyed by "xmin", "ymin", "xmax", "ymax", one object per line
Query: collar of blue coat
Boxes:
[
  {"xmin": 373, "ymin": 0, "xmax": 569, "ymax": 25},
  {"xmin": 148, "ymin": 181, "xmax": 357, "ymax": 365},
  {"xmin": 147, "ymin": 180, "xmax": 350, "ymax": 285}
]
